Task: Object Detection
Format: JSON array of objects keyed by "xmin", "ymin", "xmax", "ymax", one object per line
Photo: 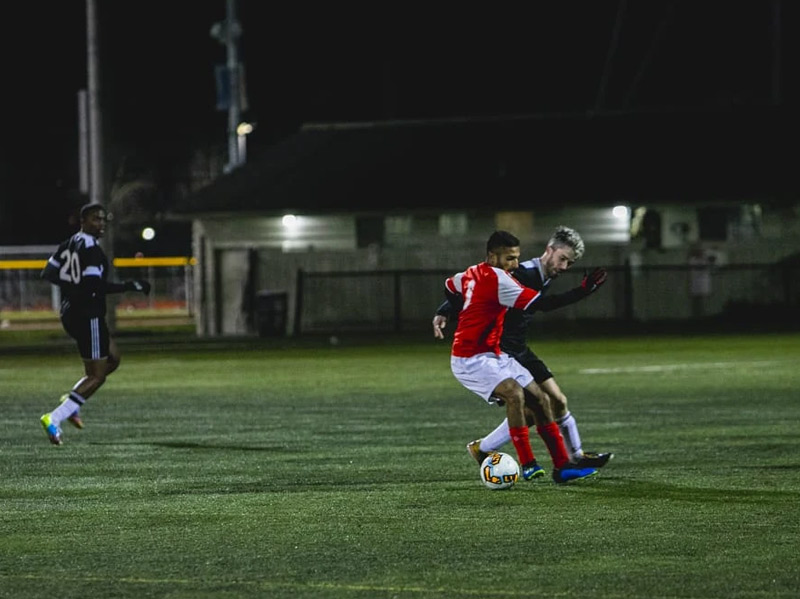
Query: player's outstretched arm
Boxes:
[
  {"xmin": 580, "ymin": 267, "xmax": 607, "ymax": 295},
  {"xmin": 40, "ymin": 260, "xmax": 61, "ymax": 286},
  {"xmin": 528, "ymin": 267, "xmax": 608, "ymax": 313},
  {"xmin": 106, "ymin": 280, "xmax": 151, "ymax": 295},
  {"xmin": 124, "ymin": 280, "xmax": 151, "ymax": 295}
]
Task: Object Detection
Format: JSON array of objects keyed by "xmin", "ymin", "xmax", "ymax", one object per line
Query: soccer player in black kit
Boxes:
[
  {"xmin": 434, "ymin": 226, "xmax": 613, "ymax": 473},
  {"xmin": 39, "ymin": 203, "xmax": 151, "ymax": 445}
]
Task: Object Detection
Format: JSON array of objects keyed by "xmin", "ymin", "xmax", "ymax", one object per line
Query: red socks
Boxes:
[
  {"xmin": 537, "ymin": 422, "xmax": 571, "ymax": 468},
  {"xmin": 509, "ymin": 426, "xmax": 535, "ymax": 466},
  {"xmin": 509, "ymin": 423, "xmax": 573, "ymax": 469}
]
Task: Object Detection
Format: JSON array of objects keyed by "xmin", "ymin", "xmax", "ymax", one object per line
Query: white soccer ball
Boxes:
[{"xmin": 479, "ymin": 452, "xmax": 519, "ymax": 490}]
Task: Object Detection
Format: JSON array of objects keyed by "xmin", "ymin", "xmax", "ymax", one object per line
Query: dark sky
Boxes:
[{"xmin": 1, "ymin": 1, "xmax": 796, "ymax": 244}]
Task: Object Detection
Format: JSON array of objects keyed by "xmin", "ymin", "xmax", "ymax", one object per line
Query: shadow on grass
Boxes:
[
  {"xmin": 576, "ymin": 475, "xmax": 800, "ymax": 504},
  {"xmin": 89, "ymin": 440, "xmax": 286, "ymax": 452}
]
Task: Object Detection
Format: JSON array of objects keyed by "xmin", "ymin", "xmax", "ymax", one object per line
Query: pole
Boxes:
[
  {"xmin": 594, "ymin": 0, "xmax": 627, "ymax": 113},
  {"xmin": 77, "ymin": 89, "xmax": 89, "ymax": 194},
  {"xmin": 226, "ymin": 0, "xmax": 241, "ymax": 171},
  {"xmin": 772, "ymin": 0, "xmax": 782, "ymax": 105},
  {"xmin": 86, "ymin": 0, "xmax": 104, "ymax": 207},
  {"xmin": 86, "ymin": 0, "xmax": 116, "ymax": 329}
]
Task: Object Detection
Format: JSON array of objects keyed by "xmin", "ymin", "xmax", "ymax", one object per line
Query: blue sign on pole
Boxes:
[
  {"xmin": 214, "ymin": 64, "xmax": 230, "ymax": 111},
  {"xmin": 214, "ymin": 64, "xmax": 248, "ymax": 112}
]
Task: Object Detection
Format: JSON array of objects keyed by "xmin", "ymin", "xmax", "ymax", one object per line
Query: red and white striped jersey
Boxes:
[{"xmin": 445, "ymin": 262, "xmax": 540, "ymax": 358}]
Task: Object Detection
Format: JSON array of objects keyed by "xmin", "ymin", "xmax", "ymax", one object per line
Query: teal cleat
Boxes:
[
  {"xmin": 521, "ymin": 461, "xmax": 546, "ymax": 480},
  {"xmin": 40, "ymin": 413, "xmax": 62, "ymax": 446}
]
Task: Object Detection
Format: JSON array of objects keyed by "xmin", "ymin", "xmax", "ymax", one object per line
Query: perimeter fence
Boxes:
[
  {"xmin": 292, "ymin": 261, "xmax": 800, "ymax": 334},
  {"xmin": 0, "ymin": 256, "xmax": 194, "ymax": 317}
]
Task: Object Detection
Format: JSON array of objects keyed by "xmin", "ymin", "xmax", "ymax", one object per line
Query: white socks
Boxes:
[
  {"xmin": 556, "ymin": 411, "xmax": 583, "ymax": 460},
  {"xmin": 479, "ymin": 411, "xmax": 585, "ymax": 461},
  {"xmin": 49, "ymin": 392, "xmax": 85, "ymax": 426},
  {"xmin": 479, "ymin": 418, "xmax": 511, "ymax": 453}
]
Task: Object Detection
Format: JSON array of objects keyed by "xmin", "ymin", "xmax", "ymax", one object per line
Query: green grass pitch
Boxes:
[{"xmin": 1, "ymin": 331, "xmax": 799, "ymax": 598}]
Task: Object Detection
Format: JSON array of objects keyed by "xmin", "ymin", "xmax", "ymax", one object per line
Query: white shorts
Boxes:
[{"xmin": 451, "ymin": 352, "xmax": 534, "ymax": 403}]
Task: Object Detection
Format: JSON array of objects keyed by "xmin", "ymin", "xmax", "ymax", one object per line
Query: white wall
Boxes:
[{"xmin": 191, "ymin": 203, "xmax": 800, "ymax": 335}]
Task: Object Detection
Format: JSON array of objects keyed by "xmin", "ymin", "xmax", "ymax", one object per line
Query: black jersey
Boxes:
[
  {"xmin": 438, "ymin": 257, "xmax": 590, "ymax": 356},
  {"xmin": 42, "ymin": 232, "xmax": 109, "ymax": 319},
  {"xmin": 499, "ymin": 258, "xmax": 550, "ymax": 354}
]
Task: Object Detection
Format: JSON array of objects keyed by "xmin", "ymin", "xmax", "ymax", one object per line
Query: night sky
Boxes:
[{"xmin": 1, "ymin": 1, "xmax": 797, "ymax": 245}]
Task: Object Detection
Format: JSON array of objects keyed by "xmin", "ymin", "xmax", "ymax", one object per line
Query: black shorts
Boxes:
[
  {"xmin": 61, "ymin": 312, "xmax": 110, "ymax": 360},
  {"xmin": 508, "ymin": 347, "xmax": 553, "ymax": 383}
]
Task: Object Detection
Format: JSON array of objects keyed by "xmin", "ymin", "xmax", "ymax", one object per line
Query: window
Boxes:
[
  {"xmin": 385, "ymin": 215, "xmax": 412, "ymax": 235},
  {"xmin": 439, "ymin": 213, "xmax": 468, "ymax": 236}
]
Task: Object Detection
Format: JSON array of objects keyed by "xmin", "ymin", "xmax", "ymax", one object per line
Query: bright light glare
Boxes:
[
  {"xmin": 282, "ymin": 214, "xmax": 298, "ymax": 229},
  {"xmin": 141, "ymin": 227, "xmax": 156, "ymax": 240},
  {"xmin": 612, "ymin": 205, "xmax": 629, "ymax": 219},
  {"xmin": 237, "ymin": 122, "xmax": 254, "ymax": 135}
]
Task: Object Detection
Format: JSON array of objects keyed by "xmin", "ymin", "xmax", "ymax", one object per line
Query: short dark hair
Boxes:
[
  {"xmin": 80, "ymin": 203, "xmax": 105, "ymax": 220},
  {"xmin": 486, "ymin": 230, "xmax": 520, "ymax": 254}
]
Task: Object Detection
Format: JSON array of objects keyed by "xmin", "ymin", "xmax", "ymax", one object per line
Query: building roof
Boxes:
[{"xmin": 172, "ymin": 106, "xmax": 797, "ymax": 216}]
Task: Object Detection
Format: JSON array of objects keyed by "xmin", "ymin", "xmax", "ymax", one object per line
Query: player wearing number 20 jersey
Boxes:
[
  {"xmin": 38, "ymin": 203, "xmax": 151, "ymax": 446},
  {"xmin": 45, "ymin": 230, "xmax": 111, "ymax": 321}
]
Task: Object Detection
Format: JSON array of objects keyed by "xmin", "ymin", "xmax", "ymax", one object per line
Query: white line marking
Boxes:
[{"xmin": 579, "ymin": 360, "xmax": 779, "ymax": 374}]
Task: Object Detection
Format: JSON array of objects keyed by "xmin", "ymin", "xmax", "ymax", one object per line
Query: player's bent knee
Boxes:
[
  {"xmin": 502, "ymin": 391, "xmax": 525, "ymax": 410},
  {"xmin": 552, "ymin": 394, "xmax": 568, "ymax": 411},
  {"xmin": 523, "ymin": 392, "xmax": 547, "ymax": 409}
]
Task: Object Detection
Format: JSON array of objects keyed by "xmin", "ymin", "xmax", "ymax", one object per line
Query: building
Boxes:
[{"xmin": 171, "ymin": 108, "xmax": 800, "ymax": 336}]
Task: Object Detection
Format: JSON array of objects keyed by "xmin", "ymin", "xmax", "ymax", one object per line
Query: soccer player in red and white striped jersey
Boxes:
[
  {"xmin": 437, "ymin": 226, "xmax": 613, "ymax": 472},
  {"xmin": 444, "ymin": 230, "xmax": 597, "ymax": 484}
]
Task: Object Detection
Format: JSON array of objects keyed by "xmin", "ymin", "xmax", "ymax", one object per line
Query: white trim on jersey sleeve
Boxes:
[
  {"xmin": 493, "ymin": 266, "xmax": 540, "ymax": 310},
  {"xmin": 445, "ymin": 271, "xmax": 465, "ymax": 295},
  {"xmin": 494, "ymin": 267, "xmax": 524, "ymax": 306},
  {"xmin": 83, "ymin": 266, "xmax": 103, "ymax": 277}
]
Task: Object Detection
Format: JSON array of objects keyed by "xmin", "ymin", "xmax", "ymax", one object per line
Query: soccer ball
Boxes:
[{"xmin": 479, "ymin": 452, "xmax": 519, "ymax": 490}]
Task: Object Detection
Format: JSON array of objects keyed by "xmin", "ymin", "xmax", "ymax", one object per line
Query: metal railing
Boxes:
[
  {"xmin": 293, "ymin": 262, "xmax": 800, "ymax": 333},
  {"xmin": 0, "ymin": 257, "xmax": 195, "ymax": 316}
]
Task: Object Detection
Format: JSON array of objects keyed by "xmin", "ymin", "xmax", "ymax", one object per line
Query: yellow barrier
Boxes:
[
  {"xmin": 0, "ymin": 257, "xmax": 196, "ymax": 270},
  {"xmin": 114, "ymin": 257, "xmax": 196, "ymax": 267}
]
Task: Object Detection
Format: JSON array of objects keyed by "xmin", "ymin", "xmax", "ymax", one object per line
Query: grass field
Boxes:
[{"xmin": 2, "ymin": 331, "xmax": 799, "ymax": 598}]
